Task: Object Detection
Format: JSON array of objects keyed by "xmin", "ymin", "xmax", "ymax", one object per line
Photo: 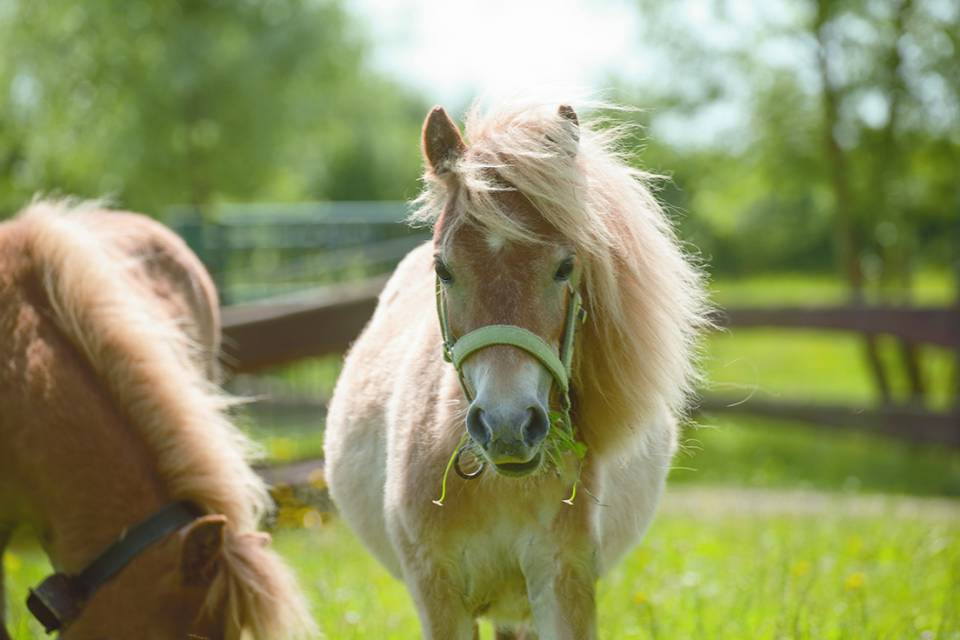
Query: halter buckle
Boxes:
[{"xmin": 27, "ymin": 573, "xmax": 85, "ymax": 634}]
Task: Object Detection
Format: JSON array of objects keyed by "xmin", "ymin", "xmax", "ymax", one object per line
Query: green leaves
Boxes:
[
  {"xmin": 0, "ymin": 0, "xmax": 426, "ymax": 216},
  {"xmin": 547, "ymin": 410, "xmax": 587, "ymax": 460},
  {"xmin": 432, "ymin": 411, "xmax": 588, "ymax": 506}
]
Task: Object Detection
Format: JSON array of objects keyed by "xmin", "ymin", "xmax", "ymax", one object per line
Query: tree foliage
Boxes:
[
  {"xmin": 627, "ymin": 0, "xmax": 958, "ymax": 282},
  {"xmin": 0, "ymin": 0, "xmax": 426, "ymax": 216}
]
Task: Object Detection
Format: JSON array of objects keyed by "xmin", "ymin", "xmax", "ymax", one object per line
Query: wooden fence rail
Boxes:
[
  {"xmin": 222, "ymin": 283, "xmax": 960, "ymax": 446},
  {"xmin": 221, "ymin": 277, "xmax": 386, "ymax": 372},
  {"xmin": 712, "ymin": 306, "xmax": 960, "ymax": 349}
]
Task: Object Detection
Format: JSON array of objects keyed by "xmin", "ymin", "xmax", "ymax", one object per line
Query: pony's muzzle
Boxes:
[{"xmin": 466, "ymin": 402, "xmax": 549, "ymax": 476}]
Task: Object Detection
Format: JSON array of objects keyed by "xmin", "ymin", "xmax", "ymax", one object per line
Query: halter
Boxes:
[
  {"xmin": 26, "ymin": 501, "xmax": 203, "ymax": 634},
  {"xmin": 436, "ymin": 264, "xmax": 586, "ymax": 478}
]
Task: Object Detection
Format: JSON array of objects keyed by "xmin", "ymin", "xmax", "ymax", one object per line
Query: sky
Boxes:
[
  {"xmin": 345, "ymin": 0, "xmax": 764, "ymax": 148},
  {"xmin": 347, "ymin": 0, "xmax": 650, "ymax": 109}
]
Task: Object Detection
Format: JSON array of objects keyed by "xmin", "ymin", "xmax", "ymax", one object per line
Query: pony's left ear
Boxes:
[
  {"xmin": 557, "ymin": 104, "xmax": 580, "ymax": 147},
  {"xmin": 245, "ymin": 531, "xmax": 271, "ymax": 548},
  {"xmin": 179, "ymin": 514, "xmax": 227, "ymax": 585},
  {"xmin": 422, "ymin": 106, "xmax": 466, "ymax": 176}
]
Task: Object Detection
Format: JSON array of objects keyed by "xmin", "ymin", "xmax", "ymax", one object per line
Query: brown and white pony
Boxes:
[
  {"xmin": 324, "ymin": 101, "xmax": 708, "ymax": 638},
  {"xmin": 0, "ymin": 201, "xmax": 314, "ymax": 639}
]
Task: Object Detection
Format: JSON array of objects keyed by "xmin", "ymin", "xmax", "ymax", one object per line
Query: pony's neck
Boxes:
[
  {"xmin": 36, "ymin": 403, "xmax": 170, "ymax": 574},
  {"xmin": 16, "ymin": 306, "xmax": 171, "ymax": 573},
  {"xmin": 0, "ymin": 224, "xmax": 174, "ymax": 576}
]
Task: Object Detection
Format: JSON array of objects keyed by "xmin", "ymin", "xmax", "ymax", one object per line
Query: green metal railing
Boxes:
[{"xmin": 169, "ymin": 201, "xmax": 427, "ymax": 304}]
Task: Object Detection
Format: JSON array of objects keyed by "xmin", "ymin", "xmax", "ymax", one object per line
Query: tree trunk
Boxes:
[{"xmin": 814, "ymin": 0, "xmax": 892, "ymax": 404}]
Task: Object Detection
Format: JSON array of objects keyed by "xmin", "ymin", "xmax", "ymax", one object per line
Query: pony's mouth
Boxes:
[{"xmin": 492, "ymin": 452, "xmax": 543, "ymax": 477}]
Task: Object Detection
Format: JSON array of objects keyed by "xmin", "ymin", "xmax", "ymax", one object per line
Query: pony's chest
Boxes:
[{"xmin": 448, "ymin": 503, "xmax": 561, "ymax": 619}]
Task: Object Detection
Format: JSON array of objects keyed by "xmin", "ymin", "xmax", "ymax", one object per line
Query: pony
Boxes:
[
  {"xmin": 324, "ymin": 100, "xmax": 708, "ymax": 639},
  {"xmin": 0, "ymin": 200, "xmax": 315, "ymax": 639}
]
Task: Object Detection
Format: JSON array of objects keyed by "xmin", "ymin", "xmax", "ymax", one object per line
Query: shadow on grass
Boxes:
[{"xmin": 673, "ymin": 415, "xmax": 960, "ymax": 497}]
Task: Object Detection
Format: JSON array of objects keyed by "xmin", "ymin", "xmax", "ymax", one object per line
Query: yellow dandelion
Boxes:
[
  {"xmin": 309, "ymin": 468, "xmax": 327, "ymax": 490},
  {"xmin": 791, "ymin": 560, "xmax": 812, "ymax": 578},
  {"xmin": 271, "ymin": 484, "xmax": 295, "ymax": 503},
  {"xmin": 633, "ymin": 591, "xmax": 649, "ymax": 606},
  {"xmin": 302, "ymin": 509, "xmax": 324, "ymax": 529},
  {"xmin": 276, "ymin": 504, "xmax": 309, "ymax": 529},
  {"xmin": 844, "ymin": 572, "xmax": 865, "ymax": 591}
]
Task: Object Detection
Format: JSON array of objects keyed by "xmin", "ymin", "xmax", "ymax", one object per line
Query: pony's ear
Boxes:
[
  {"xmin": 557, "ymin": 104, "xmax": 580, "ymax": 146},
  {"xmin": 422, "ymin": 106, "xmax": 466, "ymax": 176},
  {"xmin": 245, "ymin": 531, "xmax": 271, "ymax": 548},
  {"xmin": 179, "ymin": 514, "xmax": 227, "ymax": 586}
]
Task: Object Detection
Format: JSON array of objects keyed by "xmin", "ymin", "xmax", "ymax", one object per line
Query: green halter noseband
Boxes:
[{"xmin": 435, "ymin": 263, "xmax": 586, "ymax": 475}]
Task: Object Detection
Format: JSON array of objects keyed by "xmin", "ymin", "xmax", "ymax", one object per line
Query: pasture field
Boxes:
[
  {"xmin": 276, "ymin": 492, "xmax": 959, "ymax": 639},
  {"xmin": 3, "ymin": 272, "xmax": 958, "ymax": 637},
  {"xmin": 4, "ymin": 488, "xmax": 958, "ymax": 639}
]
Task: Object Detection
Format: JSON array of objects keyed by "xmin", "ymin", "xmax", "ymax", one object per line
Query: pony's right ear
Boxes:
[
  {"xmin": 422, "ymin": 106, "xmax": 466, "ymax": 176},
  {"xmin": 558, "ymin": 104, "xmax": 580, "ymax": 145},
  {"xmin": 179, "ymin": 514, "xmax": 227, "ymax": 586}
]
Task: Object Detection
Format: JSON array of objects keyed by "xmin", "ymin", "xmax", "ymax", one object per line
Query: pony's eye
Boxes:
[
  {"xmin": 554, "ymin": 256, "xmax": 575, "ymax": 281},
  {"xmin": 435, "ymin": 259, "xmax": 454, "ymax": 284}
]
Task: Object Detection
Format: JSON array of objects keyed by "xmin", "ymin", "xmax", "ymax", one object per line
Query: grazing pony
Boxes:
[
  {"xmin": 324, "ymin": 101, "xmax": 708, "ymax": 639},
  {"xmin": 0, "ymin": 201, "xmax": 314, "ymax": 639}
]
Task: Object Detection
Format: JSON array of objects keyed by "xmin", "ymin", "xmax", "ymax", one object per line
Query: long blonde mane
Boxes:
[
  {"xmin": 411, "ymin": 100, "xmax": 710, "ymax": 453},
  {"xmin": 19, "ymin": 200, "xmax": 314, "ymax": 639}
]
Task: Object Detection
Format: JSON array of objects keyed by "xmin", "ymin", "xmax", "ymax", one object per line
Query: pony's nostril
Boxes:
[
  {"xmin": 521, "ymin": 405, "xmax": 549, "ymax": 447},
  {"xmin": 466, "ymin": 404, "xmax": 492, "ymax": 447}
]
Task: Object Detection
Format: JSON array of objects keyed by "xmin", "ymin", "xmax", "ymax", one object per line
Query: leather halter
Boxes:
[
  {"xmin": 26, "ymin": 501, "xmax": 203, "ymax": 634},
  {"xmin": 436, "ymin": 263, "xmax": 586, "ymax": 477}
]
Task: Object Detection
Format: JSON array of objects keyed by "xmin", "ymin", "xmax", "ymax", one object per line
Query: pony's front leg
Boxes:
[
  {"xmin": 397, "ymin": 547, "xmax": 474, "ymax": 640},
  {"xmin": 522, "ymin": 540, "xmax": 598, "ymax": 640},
  {"xmin": 405, "ymin": 570, "xmax": 475, "ymax": 640}
]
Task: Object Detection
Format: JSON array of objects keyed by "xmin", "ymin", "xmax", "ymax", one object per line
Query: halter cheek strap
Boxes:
[{"xmin": 26, "ymin": 501, "xmax": 203, "ymax": 634}]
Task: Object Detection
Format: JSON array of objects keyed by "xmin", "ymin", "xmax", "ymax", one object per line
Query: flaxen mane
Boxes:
[
  {"xmin": 18, "ymin": 200, "xmax": 314, "ymax": 639},
  {"xmin": 411, "ymin": 101, "xmax": 710, "ymax": 453}
]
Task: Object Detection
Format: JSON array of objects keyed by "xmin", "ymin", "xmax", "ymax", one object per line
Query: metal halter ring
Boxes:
[{"xmin": 454, "ymin": 445, "xmax": 486, "ymax": 480}]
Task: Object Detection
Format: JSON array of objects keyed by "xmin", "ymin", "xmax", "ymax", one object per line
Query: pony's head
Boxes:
[
  {"xmin": 421, "ymin": 104, "xmax": 584, "ymax": 476},
  {"xmin": 58, "ymin": 513, "xmax": 299, "ymax": 640},
  {"xmin": 61, "ymin": 515, "xmax": 228, "ymax": 639},
  {"xmin": 413, "ymin": 101, "xmax": 708, "ymax": 465}
]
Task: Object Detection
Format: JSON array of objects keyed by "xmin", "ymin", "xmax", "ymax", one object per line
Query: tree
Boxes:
[
  {"xmin": 0, "ymin": 0, "xmax": 426, "ymax": 216},
  {"xmin": 626, "ymin": 0, "xmax": 958, "ymax": 282}
]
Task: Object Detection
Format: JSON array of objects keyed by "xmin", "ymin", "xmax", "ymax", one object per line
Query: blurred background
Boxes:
[{"xmin": 2, "ymin": 0, "xmax": 958, "ymax": 638}]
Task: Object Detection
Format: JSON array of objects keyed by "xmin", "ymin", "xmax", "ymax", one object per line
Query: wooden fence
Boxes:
[{"xmin": 222, "ymin": 280, "xmax": 960, "ymax": 447}]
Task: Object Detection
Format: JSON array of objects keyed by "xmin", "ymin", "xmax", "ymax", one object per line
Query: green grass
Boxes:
[
  {"xmin": 673, "ymin": 416, "xmax": 960, "ymax": 496},
  {"xmin": 706, "ymin": 330, "xmax": 957, "ymax": 409},
  {"xmin": 5, "ymin": 502, "xmax": 958, "ymax": 639},
  {"xmin": 599, "ymin": 505, "xmax": 960, "ymax": 639},
  {"xmin": 288, "ymin": 509, "xmax": 960, "ymax": 639},
  {"xmin": 709, "ymin": 269, "xmax": 955, "ymax": 306}
]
